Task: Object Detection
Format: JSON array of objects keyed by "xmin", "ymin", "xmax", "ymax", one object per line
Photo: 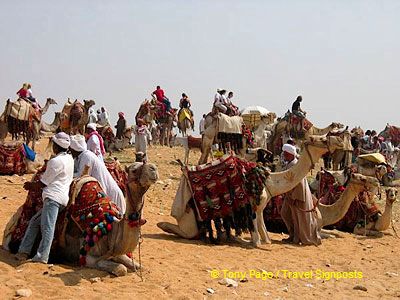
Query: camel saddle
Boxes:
[
  {"xmin": 178, "ymin": 108, "xmax": 192, "ymax": 123},
  {"xmin": 0, "ymin": 142, "xmax": 27, "ymax": 175},
  {"xmin": 5, "ymin": 99, "xmax": 40, "ymax": 122},
  {"xmin": 217, "ymin": 114, "xmax": 243, "ymax": 134},
  {"xmin": 283, "ymin": 112, "xmax": 313, "ymax": 138}
]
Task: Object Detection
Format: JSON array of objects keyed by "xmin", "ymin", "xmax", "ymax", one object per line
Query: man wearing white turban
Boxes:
[
  {"xmin": 280, "ymin": 143, "xmax": 321, "ymax": 246},
  {"xmin": 70, "ymin": 135, "xmax": 126, "ymax": 214},
  {"xmin": 16, "ymin": 132, "xmax": 74, "ymax": 263},
  {"xmin": 86, "ymin": 123, "xmax": 106, "ymax": 162}
]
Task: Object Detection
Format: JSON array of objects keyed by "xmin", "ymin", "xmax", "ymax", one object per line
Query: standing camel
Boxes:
[
  {"xmin": 1, "ymin": 98, "xmax": 57, "ymax": 150},
  {"xmin": 159, "ymin": 109, "xmax": 177, "ymax": 147},
  {"xmin": 60, "ymin": 99, "xmax": 96, "ymax": 134}
]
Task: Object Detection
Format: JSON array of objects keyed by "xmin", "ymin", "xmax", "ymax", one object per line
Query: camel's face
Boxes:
[
  {"xmin": 332, "ymin": 122, "xmax": 344, "ymax": 129},
  {"xmin": 47, "ymin": 98, "xmax": 57, "ymax": 105},
  {"xmin": 375, "ymin": 165, "xmax": 387, "ymax": 181},
  {"xmin": 350, "ymin": 173, "xmax": 380, "ymax": 191},
  {"xmin": 84, "ymin": 99, "xmax": 96, "ymax": 108},
  {"xmin": 307, "ymin": 135, "xmax": 344, "ymax": 152},
  {"xmin": 385, "ymin": 187, "xmax": 398, "ymax": 204},
  {"xmin": 126, "ymin": 162, "xmax": 159, "ymax": 187}
]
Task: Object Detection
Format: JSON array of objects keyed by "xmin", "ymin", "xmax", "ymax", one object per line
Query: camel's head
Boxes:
[
  {"xmin": 125, "ymin": 162, "xmax": 159, "ymax": 188},
  {"xmin": 375, "ymin": 164, "xmax": 388, "ymax": 181},
  {"xmin": 331, "ymin": 122, "xmax": 344, "ymax": 130},
  {"xmin": 349, "ymin": 173, "xmax": 380, "ymax": 192},
  {"xmin": 83, "ymin": 99, "xmax": 96, "ymax": 109},
  {"xmin": 46, "ymin": 98, "xmax": 57, "ymax": 105},
  {"xmin": 385, "ymin": 187, "xmax": 398, "ymax": 205},
  {"xmin": 306, "ymin": 135, "xmax": 345, "ymax": 153},
  {"xmin": 351, "ymin": 126, "xmax": 364, "ymax": 138}
]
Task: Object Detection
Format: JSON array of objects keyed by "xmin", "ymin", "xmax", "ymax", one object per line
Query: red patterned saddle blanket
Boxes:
[
  {"xmin": 186, "ymin": 156, "xmax": 253, "ymax": 221},
  {"xmin": 290, "ymin": 115, "xmax": 313, "ymax": 131},
  {"xmin": 0, "ymin": 142, "xmax": 26, "ymax": 175}
]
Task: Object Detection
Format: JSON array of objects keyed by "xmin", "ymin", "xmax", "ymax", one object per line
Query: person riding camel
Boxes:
[
  {"xmin": 226, "ymin": 91, "xmax": 239, "ymax": 116},
  {"xmin": 16, "ymin": 83, "xmax": 29, "ymax": 99},
  {"xmin": 291, "ymin": 95, "xmax": 306, "ymax": 130},
  {"xmin": 152, "ymin": 85, "xmax": 172, "ymax": 116},
  {"xmin": 178, "ymin": 93, "xmax": 194, "ymax": 130},
  {"xmin": 213, "ymin": 89, "xmax": 228, "ymax": 114}
]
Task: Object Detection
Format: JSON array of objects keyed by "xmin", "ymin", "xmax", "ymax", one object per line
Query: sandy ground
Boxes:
[{"xmin": 0, "ymin": 139, "xmax": 399, "ymax": 299}]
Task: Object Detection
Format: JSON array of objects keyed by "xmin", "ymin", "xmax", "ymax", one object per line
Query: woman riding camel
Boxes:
[
  {"xmin": 16, "ymin": 83, "xmax": 29, "ymax": 99},
  {"xmin": 179, "ymin": 93, "xmax": 194, "ymax": 130}
]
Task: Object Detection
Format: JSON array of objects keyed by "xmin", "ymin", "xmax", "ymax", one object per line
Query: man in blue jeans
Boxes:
[{"xmin": 15, "ymin": 132, "xmax": 74, "ymax": 263}]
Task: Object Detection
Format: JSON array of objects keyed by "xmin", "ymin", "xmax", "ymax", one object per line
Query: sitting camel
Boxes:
[
  {"xmin": 3, "ymin": 161, "xmax": 159, "ymax": 276},
  {"xmin": 352, "ymin": 187, "xmax": 398, "ymax": 237},
  {"xmin": 159, "ymin": 135, "xmax": 348, "ymax": 246}
]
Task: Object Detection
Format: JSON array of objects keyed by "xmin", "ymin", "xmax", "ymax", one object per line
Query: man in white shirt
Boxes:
[
  {"xmin": 199, "ymin": 114, "xmax": 206, "ymax": 135},
  {"xmin": 16, "ymin": 132, "xmax": 74, "ymax": 263},
  {"xmin": 70, "ymin": 135, "xmax": 126, "ymax": 214},
  {"xmin": 97, "ymin": 107, "xmax": 110, "ymax": 126},
  {"xmin": 213, "ymin": 89, "xmax": 228, "ymax": 113},
  {"xmin": 86, "ymin": 123, "xmax": 106, "ymax": 161}
]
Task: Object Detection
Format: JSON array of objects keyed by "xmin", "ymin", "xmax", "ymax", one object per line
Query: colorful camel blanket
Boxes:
[
  {"xmin": 66, "ymin": 177, "xmax": 121, "ymax": 265},
  {"xmin": 185, "ymin": 155, "xmax": 258, "ymax": 222},
  {"xmin": 178, "ymin": 108, "xmax": 192, "ymax": 123},
  {"xmin": 0, "ymin": 142, "xmax": 27, "ymax": 175}
]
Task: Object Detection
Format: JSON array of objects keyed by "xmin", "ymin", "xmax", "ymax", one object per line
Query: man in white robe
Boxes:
[
  {"xmin": 86, "ymin": 123, "xmax": 105, "ymax": 162},
  {"xmin": 70, "ymin": 135, "xmax": 126, "ymax": 214}
]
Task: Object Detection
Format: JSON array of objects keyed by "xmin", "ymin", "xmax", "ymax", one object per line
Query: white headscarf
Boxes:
[
  {"xmin": 70, "ymin": 135, "xmax": 87, "ymax": 152},
  {"xmin": 282, "ymin": 143, "xmax": 297, "ymax": 156},
  {"xmin": 87, "ymin": 123, "xmax": 97, "ymax": 131},
  {"xmin": 52, "ymin": 132, "xmax": 70, "ymax": 149}
]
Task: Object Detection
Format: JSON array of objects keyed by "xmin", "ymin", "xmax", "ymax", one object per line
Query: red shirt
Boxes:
[
  {"xmin": 17, "ymin": 88, "xmax": 28, "ymax": 98},
  {"xmin": 153, "ymin": 89, "xmax": 165, "ymax": 102}
]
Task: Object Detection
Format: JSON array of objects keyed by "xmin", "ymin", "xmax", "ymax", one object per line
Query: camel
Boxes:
[
  {"xmin": 379, "ymin": 123, "xmax": 400, "ymax": 146},
  {"xmin": 159, "ymin": 109, "xmax": 177, "ymax": 147},
  {"xmin": 353, "ymin": 187, "xmax": 398, "ymax": 236},
  {"xmin": 60, "ymin": 99, "xmax": 95, "ymax": 134},
  {"xmin": 317, "ymin": 173, "xmax": 380, "ymax": 228},
  {"xmin": 323, "ymin": 129, "xmax": 354, "ymax": 170},
  {"xmin": 268, "ymin": 117, "xmax": 343, "ymax": 155},
  {"xmin": 135, "ymin": 99, "xmax": 157, "ymax": 125},
  {"xmin": 58, "ymin": 161, "xmax": 159, "ymax": 276},
  {"xmin": 40, "ymin": 112, "xmax": 61, "ymax": 133},
  {"xmin": 311, "ymin": 169, "xmax": 396, "ymax": 237},
  {"xmin": 252, "ymin": 113, "xmax": 276, "ymax": 148},
  {"xmin": 177, "ymin": 108, "xmax": 193, "ymax": 137},
  {"xmin": 0, "ymin": 98, "xmax": 57, "ymax": 150},
  {"xmin": 159, "ymin": 135, "xmax": 348, "ymax": 246},
  {"xmin": 171, "ymin": 135, "xmax": 203, "ymax": 165},
  {"xmin": 198, "ymin": 113, "xmax": 247, "ymax": 165}
]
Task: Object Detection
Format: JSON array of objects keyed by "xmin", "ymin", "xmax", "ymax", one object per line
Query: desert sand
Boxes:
[{"xmin": 0, "ymin": 140, "xmax": 399, "ymax": 300}]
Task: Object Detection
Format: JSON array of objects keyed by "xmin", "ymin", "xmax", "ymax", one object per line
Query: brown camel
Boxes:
[
  {"xmin": 40, "ymin": 112, "xmax": 61, "ymax": 133},
  {"xmin": 60, "ymin": 99, "xmax": 95, "ymax": 134},
  {"xmin": 1, "ymin": 98, "xmax": 57, "ymax": 150}
]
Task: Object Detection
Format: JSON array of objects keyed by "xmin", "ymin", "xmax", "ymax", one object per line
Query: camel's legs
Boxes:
[
  {"xmin": 256, "ymin": 210, "xmax": 271, "ymax": 244},
  {"xmin": 157, "ymin": 222, "xmax": 198, "ymax": 239},
  {"xmin": 86, "ymin": 255, "xmax": 128, "ymax": 276},
  {"xmin": 112, "ymin": 254, "xmax": 141, "ymax": 271}
]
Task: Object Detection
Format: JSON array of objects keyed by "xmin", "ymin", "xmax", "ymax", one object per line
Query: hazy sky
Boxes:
[{"xmin": 1, "ymin": 1, "xmax": 399, "ymax": 131}]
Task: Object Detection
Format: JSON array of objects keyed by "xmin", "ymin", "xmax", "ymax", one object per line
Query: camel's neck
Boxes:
[
  {"xmin": 41, "ymin": 100, "xmax": 52, "ymax": 115},
  {"xmin": 125, "ymin": 182, "xmax": 148, "ymax": 215},
  {"xmin": 319, "ymin": 183, "xmax": 365, "ymax": 227},
  {"xmin": 267, "ymin": 145, "xmax": 327, "ymax": 197},
  {"xmin": 373, "ymin": 202, "xmax": 393, "ymax": 231}
]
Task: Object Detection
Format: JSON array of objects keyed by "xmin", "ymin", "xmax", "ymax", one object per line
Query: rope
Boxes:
[
  {"xmin": 391, "ymin": 220, "xmax": 399, "ymax": 239},
  {"xmin": 137, "ymin": 228, "xmax": 144, "ymax": 281}
]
